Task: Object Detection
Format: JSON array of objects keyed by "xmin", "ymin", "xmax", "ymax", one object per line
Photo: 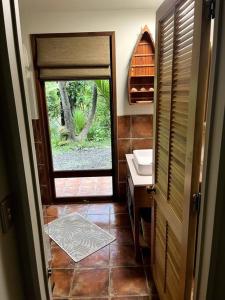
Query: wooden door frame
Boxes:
[
  {"xmin": 31, "ymin": 32, "xmax": 118, "ymax": 204},
  {"xmin": 194, "ymin": 0, "xmax": 225, "ymax": 298}
]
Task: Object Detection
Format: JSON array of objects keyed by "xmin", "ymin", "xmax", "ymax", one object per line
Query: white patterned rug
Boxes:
[{"xmin": 44, "ymin": 212, "xmax": 115, "ymax": 262}]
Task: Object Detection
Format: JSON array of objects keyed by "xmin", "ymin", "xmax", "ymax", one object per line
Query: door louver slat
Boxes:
[{"xmin": 152, "ymin": 0, "xmax": 210, "ymax": 297}]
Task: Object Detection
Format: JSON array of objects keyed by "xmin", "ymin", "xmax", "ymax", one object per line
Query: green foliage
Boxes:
[
  {"xmin": 45, "ymin": 82, "xmax": 60, "ymax": 119},
  {"xmin": 73, "ymin": 109, "xmax": 86, "ymax": 134},
  {"xmin": 67, "ymin": 80, "xmax": 93, "ymax": 112},
  {"xmin": 45, "ymin": 80, "xmax": 111, "ymax": 152},
  {"xmin": 88, "ymin": 123, "xmax": 110, "ymax": 142},
  {"xmin": 95, "ymin": 80, "xmax": 110, "ymax": 103},
  {"xmin": 49, "ymin": 120, "xmax": 61, "ymax": 147}
]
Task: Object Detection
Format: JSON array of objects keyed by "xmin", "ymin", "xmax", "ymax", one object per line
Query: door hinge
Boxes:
[
  {"xmin": 206, "ymin": 0, "xmax": 216, "ymax": 19},
  {"xmin": 193, "ymin": 192, "xmax": 201, "ymax": 213},
  {"xmin": 47, "ymin": 268, "xmax": 52, "ymax": 278}
]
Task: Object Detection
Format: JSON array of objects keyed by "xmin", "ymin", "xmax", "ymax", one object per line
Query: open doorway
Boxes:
[
  {"xmin": 45, "ymin": 79, "xmax": 113, "ymax": 198},
  {"xmin": 31, "ymin": 32, "xmax": 117, "ymax": 204}
]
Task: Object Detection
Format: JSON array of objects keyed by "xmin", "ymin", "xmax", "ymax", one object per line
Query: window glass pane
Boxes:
[{"xmin": 45, "ymin": 80, "xmax": 112, "ymax": 171}]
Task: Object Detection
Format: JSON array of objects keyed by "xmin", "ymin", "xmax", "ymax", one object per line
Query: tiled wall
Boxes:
[{"xmin": 117, "ymin": 115, "xmax": 153, "ymax": 200}]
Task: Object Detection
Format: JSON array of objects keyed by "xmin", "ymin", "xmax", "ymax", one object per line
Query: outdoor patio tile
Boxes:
[
  {"xmin": 54, "ymin": 177, "xmax": 112, "ymax": 198},
  {"xmin": 70, "ymin": 268, "xmax": 109, "ymax": 297}
]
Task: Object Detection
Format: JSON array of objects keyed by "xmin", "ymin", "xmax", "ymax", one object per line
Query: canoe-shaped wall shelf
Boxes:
[{"xmin": 128, "ymin": 26, "xmax": 155, "ymax": 105}]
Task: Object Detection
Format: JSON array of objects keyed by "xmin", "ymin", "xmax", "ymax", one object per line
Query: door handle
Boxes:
[{"xmin": 146, "ymin": 184, "xmax": 156, "ymax": 194}]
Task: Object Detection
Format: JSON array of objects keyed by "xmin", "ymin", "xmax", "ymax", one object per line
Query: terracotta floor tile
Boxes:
[
  {"xmin": 51, "ymin": 244, "xmax": 76, "ymax": 268},
  {"xmin": 110, "ymin": 213, "xmax": 131, "ymax": 228},
  {"xmin": 70, "ymin": 268, "xmax": 109, "ymax": 297},
  {"xmin": 110, "ymin": 244, "xmax": 139, "ymax": 267},
  {"xmin": 63, "ymin": 204, "xmax": 89, "ymax": 216},
  {"xmin": 42, "ymin": 206, "xmax": 47, "ymax": 216},
  {"xmin": 46, "ymin": 205, "xmax": 66, "ymax": 218},
  {"xmin": 110, "ymin": 203, "xmax": 128, "ymax": 214},
  {"xmin": 110, "ymin": 228, "xmax": 134, "ymax": 245},
  {"xmin": 77, "ymin": 246, "xmax": 109, "ymax": 268},
  {"xmin": 87, "ymin": 214, "xmax": 110, "ymax": 227},
  {"xmin": 44, "ymin": 216, "xmax": 57, "ymax": 225},
  {"xmin": 88, "ymin": 203, "xmax": 111, "ymax": 214},
  {"xmin": 70, "ymin": 298, "xmax": 108, "ymax": 300},
  {"xmin": 44, "ymin": 203, "xmax": 155, "ymax": 299},
  {"xmin": 51, "ymin": 269, "xmax": 74, "ymax": 298},
  {"xmin": 111, "ymin": 297, "xmax": 151, "ymax": 300},
  {"xmin": 110, "ymin": 267, "xmax": 149, "ymax": 296}
]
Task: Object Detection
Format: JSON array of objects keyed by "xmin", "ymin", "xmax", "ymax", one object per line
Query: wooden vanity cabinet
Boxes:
[{"xmin": 126, "ymin": 154, "xmax": 153, "ymax": 260}]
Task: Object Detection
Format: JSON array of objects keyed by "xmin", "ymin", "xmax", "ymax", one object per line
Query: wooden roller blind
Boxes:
[
  {"xmin": 153, "ymin": 0, "xmax": 210, "ymax": 299},
  {"xmin": 39, "ymin": 67, "xmax": 111, "ymax": 80},
  {"xmin": 34, "ymin": 35, "xmax": 111, "ymax": 79},
  {"xmin": 36, "ymin": 36, "xmax": 110, "ymax": 67}
]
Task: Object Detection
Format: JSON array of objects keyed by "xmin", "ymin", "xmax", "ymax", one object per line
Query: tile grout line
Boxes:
[
  {"xmin": 68, "ymin": 268, "xmax": 76, "ymax": 298},
  {"xmin": 109, "ymin": 213, "xmax": 112, "ymax": 299}
]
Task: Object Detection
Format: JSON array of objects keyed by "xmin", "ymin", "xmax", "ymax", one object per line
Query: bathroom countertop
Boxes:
[{"xmin": 126, "ymin": 154, "xmax": 152, "ymax": 187}]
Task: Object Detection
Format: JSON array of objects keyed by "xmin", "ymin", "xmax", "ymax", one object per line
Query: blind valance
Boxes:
[{"xmin": 36, "ymin": 36, "xmax": 110, "ymax": 68}]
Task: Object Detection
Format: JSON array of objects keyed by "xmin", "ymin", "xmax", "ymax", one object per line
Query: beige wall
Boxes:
[{"xmin": 19, "ymin": 8, "xmax": 156, "ymax": 118}]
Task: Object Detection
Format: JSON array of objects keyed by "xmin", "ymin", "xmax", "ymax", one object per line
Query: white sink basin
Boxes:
[{"xmin": 133, "ymin": 149, "xmax": 153, "ymax": 176}]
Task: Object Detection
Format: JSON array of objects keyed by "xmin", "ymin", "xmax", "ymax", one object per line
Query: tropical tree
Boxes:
[
  {"xmin": 58, "ymin": 81, "xmax": 76, "ymax": 140},
  {"xmin": 76, "ymin": 82, "xmax": 98, "ymax": 141}
]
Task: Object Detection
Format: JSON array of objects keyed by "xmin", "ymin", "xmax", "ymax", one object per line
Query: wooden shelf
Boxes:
[
  {"xmin": 132, "ymin": 64, "xmax": 155, "ymax": 67},
  {"xmin": 133, "ymin": 100, "xmax": 153, "ymax": 104},
  {"xmin": 130, "ymin": 90, "xmax": 154, "ymax": 93},
  {"xmin": 131, "ymin": 98, "xmax": 153, "ymax": 101},
  {"xmin": 130, "ymin": 75, "xmax": 155, "ymax": 77},
  {"xmin": 134, "ymin": 54, "xmax": 155, "ymax": 57},
  {"xmin": 128, "ymin": 26, "xmax": 155, "ymax": 105}
]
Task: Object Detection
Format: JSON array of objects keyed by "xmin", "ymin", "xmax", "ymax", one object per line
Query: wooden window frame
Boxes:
[{"xmin": 31, "ymin": 32, "xmax": 118, "ymax": 204}]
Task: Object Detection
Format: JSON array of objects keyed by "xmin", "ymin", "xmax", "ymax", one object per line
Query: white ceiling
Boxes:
[{"xmin": 20, "ymin": 0, "xmax": 163, "ymax": 12}]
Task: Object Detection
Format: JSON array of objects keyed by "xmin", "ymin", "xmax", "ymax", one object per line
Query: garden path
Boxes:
[{"xmin": 53, "ymin": 146, "xmax": 112, "ymax": 171}]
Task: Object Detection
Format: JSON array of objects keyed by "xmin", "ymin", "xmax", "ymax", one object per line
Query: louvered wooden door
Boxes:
[{"xmin": 152, "ymin": 0, "xmax": 210, "ymax": 299}]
